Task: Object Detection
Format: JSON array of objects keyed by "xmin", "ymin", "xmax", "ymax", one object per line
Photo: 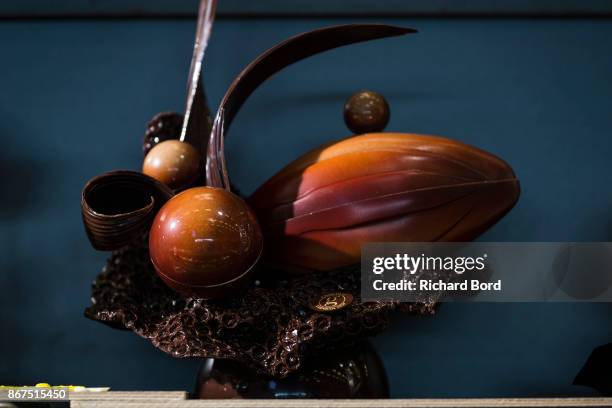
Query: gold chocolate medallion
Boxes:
[{"xmin": 310, "ymin": 293, "xmax": 353, "ymax": 312}]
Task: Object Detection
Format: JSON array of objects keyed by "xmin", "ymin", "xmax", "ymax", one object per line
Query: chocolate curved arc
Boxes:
[
  {"xmin": 205, "ymin": 24, "xmax": 417, "ymax": 189},
  {"xmin": 181, "ymin": 0, "xmax": 216, "ymax": 153},
  {"xmin": 81, "ymin": 170, "xmax": 173, "ymax": 250}
]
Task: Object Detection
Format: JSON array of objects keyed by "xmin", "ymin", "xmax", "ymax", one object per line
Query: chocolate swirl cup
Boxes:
[{"xmin": 81, "ymin": 170, "xmax": 173, "ymax": 250}]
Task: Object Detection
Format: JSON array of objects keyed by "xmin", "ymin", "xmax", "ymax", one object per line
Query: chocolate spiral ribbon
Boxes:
[
  {"xmin": 81, "ymin": 171, "xmax": 173, "ymax": 250},
  {"xmin": 206, "ymin": 24, "xmax": 417, "ymax": 189}
]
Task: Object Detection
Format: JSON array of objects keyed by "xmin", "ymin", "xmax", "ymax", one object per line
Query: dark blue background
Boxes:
[{"xmin": 1, "ymin": 17, "xmax": 611, "ymax": 396}]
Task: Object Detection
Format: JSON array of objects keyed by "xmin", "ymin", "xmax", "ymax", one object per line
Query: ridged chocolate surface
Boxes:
[
  {"xmin": 85, "ymin": 234, "xmax": 438, "ymax": 377},
  {"xmin": 81, "ymin": 170, "xmax": 173, "ymax": 251},
  {"xmin": 250, "ymin": 133, "xmax": 520, "ymax": 272}
]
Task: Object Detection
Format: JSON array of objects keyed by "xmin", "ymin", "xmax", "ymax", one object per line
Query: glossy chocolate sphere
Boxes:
[
  {"xmin": 143, "ymin": 140, "xmax": 200, "ymax": 190},
  {"xmin": 149, "ymin": 187, "xmax": 263, "ymax": 299},
  {"xmin": 343, "ymin": 90, "xmax": 390, "ymax": 134}
]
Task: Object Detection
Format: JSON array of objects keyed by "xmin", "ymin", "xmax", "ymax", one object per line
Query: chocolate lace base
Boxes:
[{"xmin": 85, "ymin": 234, "xmax": 439, "ymax": 378}]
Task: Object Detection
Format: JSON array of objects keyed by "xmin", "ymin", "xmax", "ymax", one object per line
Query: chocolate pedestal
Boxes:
[{"xmin": 194, "ymin": 341, "xmax": 389, "ymax": 399}]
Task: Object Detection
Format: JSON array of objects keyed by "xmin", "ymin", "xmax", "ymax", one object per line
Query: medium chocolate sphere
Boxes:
[
  {"xmin": 149, "ymin": 187, "xmax": 263, "ymax": 299},
  {"xmin": 343, "ymin": 90, "xmax": 390, "ymax": 134},
  {"xmin": 143, "ymin": 140, "xmax": 200, "ymax": 190}
]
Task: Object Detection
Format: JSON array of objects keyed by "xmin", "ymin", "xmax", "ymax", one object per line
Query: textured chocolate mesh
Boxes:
[
  {"xmin": 85, "ymin": 234, "xmax": 438, "ymax": 377},
  {"xmin": 143, "ymin": 112, "xmax": 184, "ymax": 155}
]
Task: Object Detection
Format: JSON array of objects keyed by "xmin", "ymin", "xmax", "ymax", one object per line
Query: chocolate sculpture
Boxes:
[
  {"xmin": 250, "ymin": 133, "xmax": 519, "ymax": 272},
  {"xmin": 80, "ymin": 0, "xmax": 520, "ymax": 388}
]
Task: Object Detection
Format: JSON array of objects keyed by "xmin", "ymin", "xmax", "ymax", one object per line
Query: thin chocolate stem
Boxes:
[{"xmin": 180, "ymin": 0, "xmax": 216, "ymax": 153}]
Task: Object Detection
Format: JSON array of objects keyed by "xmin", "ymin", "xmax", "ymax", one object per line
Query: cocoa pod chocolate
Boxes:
[{"xmin": 249, "ymin": 133, "xmax": 520, "ymax": 272}]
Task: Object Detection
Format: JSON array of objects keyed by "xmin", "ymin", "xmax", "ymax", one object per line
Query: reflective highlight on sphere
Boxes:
[
  {"xmin": 343, "ymin": 90, "xmax": 390, "ymax": 134},
  {"xmin": 143, "ymin": 140, "xmax": 200, "ymax": 190},
  {"xmin": 149, "ymin": 187, "xmax": 263, "ymax": 299}
]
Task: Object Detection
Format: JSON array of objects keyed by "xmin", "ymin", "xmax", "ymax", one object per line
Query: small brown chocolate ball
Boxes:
[
  {"xmin": 343, "ymin": 90, "xmax": 390, "ymax": 134},
  {"xmin": 149, "ymin": 187, "xmax": 263, "ymax": 299},
  {"xmin": 143, "ymin": 140, "xmax": 200, "ymax": 190}
]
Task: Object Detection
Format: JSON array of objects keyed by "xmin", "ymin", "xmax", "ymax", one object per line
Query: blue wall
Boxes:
[{"xmin": 1, "ymin": 17, "xmax": 611, "ymax": 396}]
